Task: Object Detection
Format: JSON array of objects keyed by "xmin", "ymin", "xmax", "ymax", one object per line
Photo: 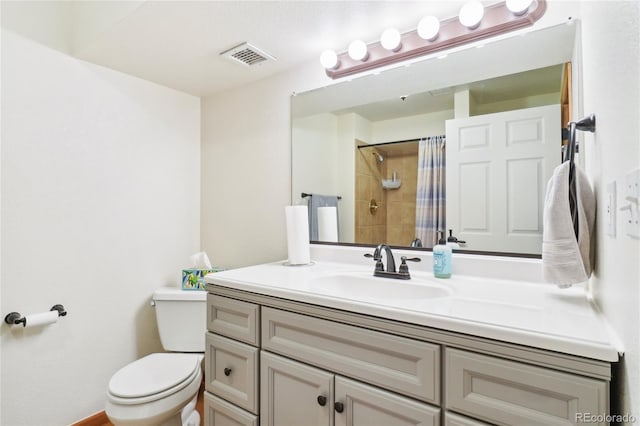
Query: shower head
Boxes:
[{"xmin": 372, "ymin": 152, "xmax": 384, "ymax": 163}]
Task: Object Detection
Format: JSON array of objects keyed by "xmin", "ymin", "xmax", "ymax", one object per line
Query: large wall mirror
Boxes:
[{"xmin": 292, "ymin": 21, "xmax": 578, "ymax": 256}]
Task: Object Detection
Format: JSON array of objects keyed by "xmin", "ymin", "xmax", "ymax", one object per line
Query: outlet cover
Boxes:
[{"xmin": 624, "ymin": 169, "xmax": 640, "ymax": 238}]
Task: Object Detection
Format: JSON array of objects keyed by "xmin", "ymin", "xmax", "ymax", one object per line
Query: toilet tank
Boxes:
[{"xmin": 153, "ymin": 288, "xmax": 207, "ymax": 352}]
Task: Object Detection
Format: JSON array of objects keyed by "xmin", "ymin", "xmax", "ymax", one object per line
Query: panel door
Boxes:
[
  {"xmin": 445, "ymin": 104, "xmax": 561, "ymax": 254},
  {"xmin": 334, "ymin": 376, "xmax": 440, "ymax": 426},
  {"xmin": 261, "ymin": 351, "xmax": 334, "ymax": 426}
]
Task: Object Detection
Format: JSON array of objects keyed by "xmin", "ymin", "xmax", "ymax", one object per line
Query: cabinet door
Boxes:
[
  {"xmin": 261, "ymin": 351, "xmax": 334, "ymax": 426},
  {"xmin": 334, "ymin": 376, "xmax": 440, "ymax": 426}
]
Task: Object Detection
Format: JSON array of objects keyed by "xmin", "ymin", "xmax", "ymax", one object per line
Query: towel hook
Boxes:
[{"xmin": 574, "ymin": 114, "xmax": 596, "ymax": 133}]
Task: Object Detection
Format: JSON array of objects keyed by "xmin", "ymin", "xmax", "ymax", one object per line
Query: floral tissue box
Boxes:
[{"xmin": 181, "ymin": 268, "xmax": 224, "ymax": 290}]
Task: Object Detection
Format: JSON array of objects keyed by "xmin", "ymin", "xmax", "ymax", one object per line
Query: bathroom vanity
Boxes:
[{"xmin": 202, "ymin": 248, "xmax": 619, "ymax": 426}]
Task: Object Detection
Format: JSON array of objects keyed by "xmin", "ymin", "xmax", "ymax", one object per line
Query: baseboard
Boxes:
[{"xmin": 71, "ymin": 410, "xmax": 110, "ymax": 426}]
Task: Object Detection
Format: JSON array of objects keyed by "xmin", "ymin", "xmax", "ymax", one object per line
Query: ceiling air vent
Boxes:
[{"xmin": 220, "ymin": 42, "xmax": 276, "ymax": 67}]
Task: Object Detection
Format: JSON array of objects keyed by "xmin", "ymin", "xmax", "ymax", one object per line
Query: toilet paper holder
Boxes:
[{"xmin": 4, "ymin": 304, "xmax": 67, "ymax": 326}]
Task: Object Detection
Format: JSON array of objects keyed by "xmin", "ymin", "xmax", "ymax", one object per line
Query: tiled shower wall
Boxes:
[
  {"xmin": 384, "ymin": 152, "xmax": 418, "ymax": 246},
  {"xmin": 355, "ymin": 146, "xmax": 418, "ymax": 246},
  {"xmin": 355, "ymin": 147, "xmax": 387, "ymax": 244}
]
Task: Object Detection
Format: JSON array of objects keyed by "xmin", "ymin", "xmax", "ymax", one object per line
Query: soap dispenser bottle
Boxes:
[
  {"xmin": 446, "ymin": 229, "xmax": 460, "ymax": 249},
  {"xmin": 433, "ymin": 231, "xmax": 452, "ymax": 278}
]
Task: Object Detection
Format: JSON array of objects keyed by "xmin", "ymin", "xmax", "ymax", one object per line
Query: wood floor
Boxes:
[{"xmin": 73, "ymin": 381, "xmax": 205, "ymax": 426}]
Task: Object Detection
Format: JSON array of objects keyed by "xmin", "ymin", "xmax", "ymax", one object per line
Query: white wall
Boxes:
[
  {"xmin": 0, "ymin": 29, "xmax": 201, "ymax": 425},
  {"xmin": 371, "ymin": 110, "xmax": 452, "ymax": 143},
  {"xmin": 291, "ymin": 113, "xmax": 340, "ymax": 204},
  {"xmin": 580, "ymin": 1, "xmax": 640, "ymax": 421},
  {"xmin": 200, "ymin": 62, "xmax": 327, "ymax": 268}
]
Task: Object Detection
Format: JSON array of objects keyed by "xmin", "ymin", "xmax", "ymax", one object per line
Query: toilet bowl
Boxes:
[
  {"xmin": 106, "ymin": 353, "xmax": 203, "ymax": 426},
  {"xmin": 106, "ymin": 289, "xmax": 207, "ymax": 426}
]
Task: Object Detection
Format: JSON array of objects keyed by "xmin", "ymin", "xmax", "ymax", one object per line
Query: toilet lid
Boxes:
[{"xmin": 109, "ymin": 353, "xmax": 201, "ymax": 399}]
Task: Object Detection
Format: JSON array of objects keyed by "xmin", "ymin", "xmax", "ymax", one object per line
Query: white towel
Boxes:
[{"xmin": 542, "ymin": 161, "xmax": 595, "ymax": 288}]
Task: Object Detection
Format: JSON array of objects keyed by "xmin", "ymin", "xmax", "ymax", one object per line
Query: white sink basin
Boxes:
[{"xmin": 307, "ymin": 272, "xmax": 453, "ymax": 305}]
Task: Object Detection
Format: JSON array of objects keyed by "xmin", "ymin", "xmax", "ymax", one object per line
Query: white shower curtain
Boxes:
[{"xmin": 415, "ymin": 136, "xmax": 446, "ymax": 248}]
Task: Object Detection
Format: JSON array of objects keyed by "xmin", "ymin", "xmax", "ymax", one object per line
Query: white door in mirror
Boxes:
[{"xmin": 446, "ymin": 104, "xmax": 561, "ymax": 254}]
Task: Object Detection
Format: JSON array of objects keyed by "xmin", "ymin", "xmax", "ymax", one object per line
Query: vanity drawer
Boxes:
[
  {"xmin": 207, "ymin": 294, "xmax": 260, "ymax": 346},
  {"xmin": 445, "ymin": 412, "xmax": 491, "ymax": 426},
  {"xmin": 205, "ymin": 333, "xmax": 259, "ymax": 414},
  {"xmin": 445, "ymin": 348, "xmax": 608, "ymax": 426},
  {"xmin": 204, "ymin": 392, "xmax": 258, "ymax": 426},
  {"xmin": 261, "ymin": 307, "xmax": 440, "ymax": 404}
]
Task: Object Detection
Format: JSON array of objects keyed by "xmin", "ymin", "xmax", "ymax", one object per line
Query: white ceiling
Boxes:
[{"xmin": 2, "ymin": 1, "xmax": 498, "ymax": 97}]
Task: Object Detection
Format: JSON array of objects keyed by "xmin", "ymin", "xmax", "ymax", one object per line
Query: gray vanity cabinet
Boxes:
[
  {"xmin": 261, "ymin": 351, "xmax": 439, "ymax": 426},
  {"xmin": 205, "ymin": 288, "xmax": 613, "ymax": 426}
]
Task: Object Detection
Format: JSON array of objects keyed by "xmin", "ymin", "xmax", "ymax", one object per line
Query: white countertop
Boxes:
[{"xmin": 205, "ymin": 249, "xmax": 620, "ymax": 362}]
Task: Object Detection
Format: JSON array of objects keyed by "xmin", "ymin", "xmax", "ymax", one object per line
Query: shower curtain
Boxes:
[{"xmin": 415, "ymin": 136, "xmax": 446, "ymax": 248}]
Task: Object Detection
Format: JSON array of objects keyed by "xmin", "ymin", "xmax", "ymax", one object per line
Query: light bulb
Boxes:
[
  {"xmin": 348, "ymin": 40, "xmax": 368, "ymax": 61},
  {"xmin": 459, "ymin": 0, "xmax": 485, "ymax": 29},
  {"xmin": 417, "ymin": 16, "xmax": 440, "ymax": 41},
  {"xmin": 506, "ymin": 0, "xmax": 533, "ymax": 15},
  {"xmin": 320, "ymin": 50, "xmax": 339, "ymax": 69},
  {"xmin": 380, "ymin": 28, "xmax": 402, "ymax": 51}
]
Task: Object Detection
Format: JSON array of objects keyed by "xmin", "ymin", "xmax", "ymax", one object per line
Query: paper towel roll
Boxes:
[
  {"xmin": 285, "ymin": 205, "xmax": 311, "ymax": 265},
  {"xmin": 317, "ymin": 206, "xmax": 338, "ymax": 242},
  {"xmin": 23, "ymin": 311, "xmax": 59, "ymax": 328}
]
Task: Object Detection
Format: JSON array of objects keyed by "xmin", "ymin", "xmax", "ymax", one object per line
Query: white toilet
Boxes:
[{"xmin": 106, "ymin": 288, "xmax": 207, "ymax": 426}]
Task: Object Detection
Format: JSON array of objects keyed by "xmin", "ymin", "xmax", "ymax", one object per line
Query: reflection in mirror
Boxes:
[{"xmin": 292, "ymin": 22, "xmax": 578, "ymax": 256}]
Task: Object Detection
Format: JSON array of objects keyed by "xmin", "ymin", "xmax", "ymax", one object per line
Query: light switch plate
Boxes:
[
  {"xmin": 624, "ymin": 169, "xmax": 640, "ymax": 238},
  {"xmin": 606, "ymin": 181, "xmax": 616, "ymax": 237}
]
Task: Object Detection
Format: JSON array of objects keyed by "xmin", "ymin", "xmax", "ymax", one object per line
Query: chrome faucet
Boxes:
[{"xmin": 364, "ymin": 244, "xmax": 421, "ymax": 280}]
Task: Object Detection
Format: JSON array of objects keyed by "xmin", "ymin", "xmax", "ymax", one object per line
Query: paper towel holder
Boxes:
[{"xmin": 4, "ymin": 304, "xmax": 67, "ymax": 326}]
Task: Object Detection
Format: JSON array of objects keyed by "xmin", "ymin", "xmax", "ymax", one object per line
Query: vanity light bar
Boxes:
[{"xmin": 323, "ymin": 0, "xmax": 546, "ymax": 79}]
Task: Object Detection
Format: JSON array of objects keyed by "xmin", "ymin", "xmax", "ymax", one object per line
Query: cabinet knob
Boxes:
[
  {"xmin": 317, "ymin": 395, "xmax": 327, "ymax": 406},
  {"xmin": 334, "ymin": 402, "xmax": 344, "ymax": 413},
  {"xmin": 223, "ymin": 367, "xmax": 232, "ymax": 377}
]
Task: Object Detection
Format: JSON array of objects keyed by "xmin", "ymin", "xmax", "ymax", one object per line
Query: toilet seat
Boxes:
[{"xmin": 108, "ymin": 353, "xmax": 201, "ymax": 405}]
